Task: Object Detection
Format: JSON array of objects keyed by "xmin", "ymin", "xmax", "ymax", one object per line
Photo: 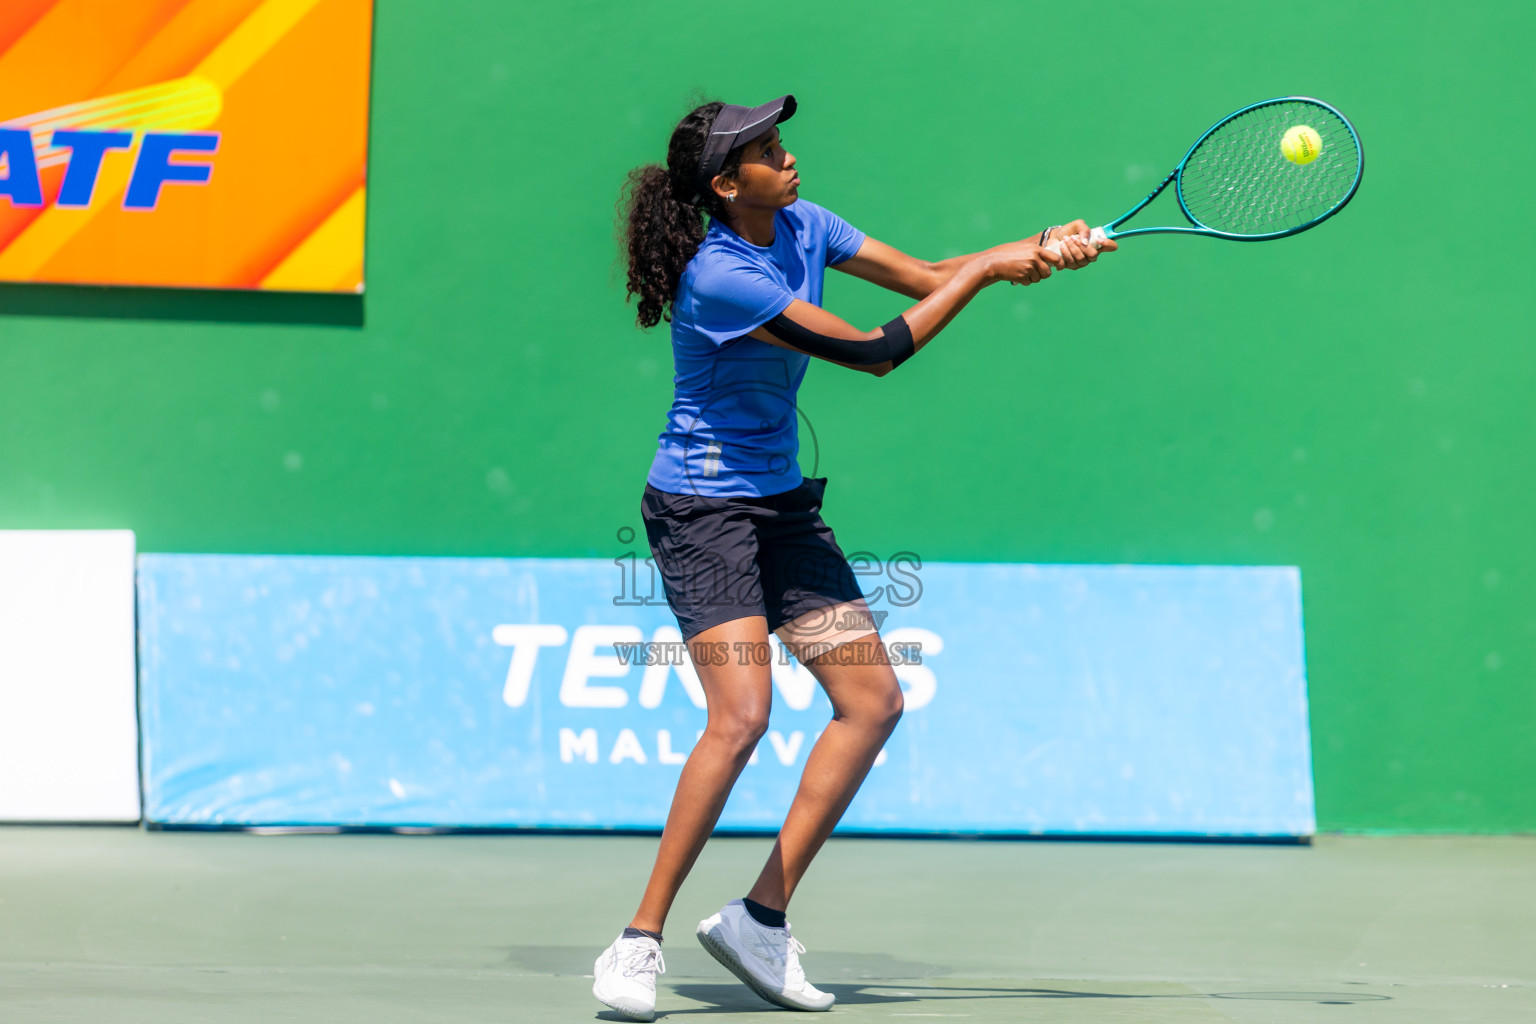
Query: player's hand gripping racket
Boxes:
[{"xmin": 1047, "ymin": 96, "xmax": 1363, "ymax": 255}]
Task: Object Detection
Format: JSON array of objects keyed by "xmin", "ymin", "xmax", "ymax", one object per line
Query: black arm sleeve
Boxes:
[
  {"xmin": 880, "ymin": 313, "xmax": 915, "ymax": 369},
  {"xmin": 761, "ymin": 313, "xmax": 916, "ymax": 370}
]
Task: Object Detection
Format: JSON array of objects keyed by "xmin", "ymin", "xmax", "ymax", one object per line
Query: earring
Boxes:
[{"xmin": 727, "ymin": 193, "xmax": 736, "ymax": 203}]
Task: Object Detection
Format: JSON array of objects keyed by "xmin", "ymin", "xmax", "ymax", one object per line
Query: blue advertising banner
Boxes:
[{"xmin": 137, "ymin": 555, "xmax": 1313, "ymax": 836}]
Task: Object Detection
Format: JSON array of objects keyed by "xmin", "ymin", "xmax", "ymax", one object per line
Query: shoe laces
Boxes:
[
  {"xmin": 620, "ymin": 942, "xmax": 665, "ymax": 979},
  {"xmin": 781, "ymin": 928, "xmax": 808, "ymax": 986}
]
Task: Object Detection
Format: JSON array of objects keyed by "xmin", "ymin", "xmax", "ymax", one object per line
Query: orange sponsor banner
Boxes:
[{"xmin": 0, "ymin": 0, "xmax": 372, "ymax": 293}]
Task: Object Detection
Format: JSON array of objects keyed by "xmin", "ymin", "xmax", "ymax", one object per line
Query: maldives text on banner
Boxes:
[
  {"xmin": 0, "ymin": 0, "xmax": 372, "ymax": 292},
  {"xmin": 137, "ymin": 555, "xmax": 1314, "ymax": 835}
]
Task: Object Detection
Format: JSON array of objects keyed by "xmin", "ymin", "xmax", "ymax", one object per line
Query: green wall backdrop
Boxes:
[{"xmin": 1, "ymin": 1, "xmax": 1532, "ymax": 832}]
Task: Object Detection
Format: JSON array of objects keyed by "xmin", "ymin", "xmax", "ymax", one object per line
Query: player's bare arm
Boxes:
[
  {"xmin": 750, "ymin": 231, "xmax": 1121, "ymax": 375},
  {"xmin": 835, "ymin": 223, "xmax": 1116, "ymax": 299}
]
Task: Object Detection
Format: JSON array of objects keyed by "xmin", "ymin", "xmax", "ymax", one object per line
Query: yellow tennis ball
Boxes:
[{"xmin": 1281, "ymin": 125, "xmax": 1323, "ymax": 165}]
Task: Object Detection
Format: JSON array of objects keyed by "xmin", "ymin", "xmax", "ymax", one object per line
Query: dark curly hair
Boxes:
[{"xmin": 619, "ymin": 101, "xmax": 745, "ymax": 329}]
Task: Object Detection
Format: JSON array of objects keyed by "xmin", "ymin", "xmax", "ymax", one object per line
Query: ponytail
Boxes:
[{"xmin": 619, "ymin": 101, "xmax": 744, "ymax": 329}]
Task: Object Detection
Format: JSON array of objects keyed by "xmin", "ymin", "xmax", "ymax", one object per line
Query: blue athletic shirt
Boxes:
[{"xmin": 647, "ymin": 198, "xmax": 866, "ymax": 497}]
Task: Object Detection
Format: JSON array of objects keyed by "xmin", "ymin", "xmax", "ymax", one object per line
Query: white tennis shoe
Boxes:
[
  {"xmin": 696, "ymin": 899, "xmax": 835, "ymax": 1011},
  {"xmin": 592, "ymin": 932, "xmax": 665, "ymax": 1022}
]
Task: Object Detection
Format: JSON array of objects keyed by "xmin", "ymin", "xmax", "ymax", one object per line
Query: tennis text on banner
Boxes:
[{"xmin": 493, "ymin": 623, "xmax": 940, "ymax": 712}]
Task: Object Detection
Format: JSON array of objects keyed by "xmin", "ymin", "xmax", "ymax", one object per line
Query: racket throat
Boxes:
[{"xmin": 1111, "ymin": 167, "xmax": 1179, "ymax": 233}]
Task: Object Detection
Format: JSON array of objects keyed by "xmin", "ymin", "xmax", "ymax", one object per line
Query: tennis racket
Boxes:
[{"xmin": 1046, "ymin": 96, "xmax": 1363, "ymax": 254}]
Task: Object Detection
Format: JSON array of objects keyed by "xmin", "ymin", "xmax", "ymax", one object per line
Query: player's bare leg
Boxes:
[
  {"xmin": 746, "ymin": 634, "xmax": 903, "ymax": 911},
  {"xmin": 628, "ymin": 616, "xmax": 774, "ymax": 934}
]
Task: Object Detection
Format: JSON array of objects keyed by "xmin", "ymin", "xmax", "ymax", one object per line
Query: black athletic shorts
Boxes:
[{"xmin": 641, "ymin": 476, "xmax": 868, "ymax": 641}]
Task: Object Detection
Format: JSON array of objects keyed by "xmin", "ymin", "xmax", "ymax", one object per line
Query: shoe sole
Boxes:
[
  {"xmin": 592, "ymin": 988, "xmax": 656, "ymax": 1023},
  {"xmin": 695, "ymin": 921, "xmax": 833, "ymax": 1012}
]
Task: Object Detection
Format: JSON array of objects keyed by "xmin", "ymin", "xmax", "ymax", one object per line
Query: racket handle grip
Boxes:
[{"xmin": 1044, "ymin": 225, "xmax": 1109, "ymax": 255}]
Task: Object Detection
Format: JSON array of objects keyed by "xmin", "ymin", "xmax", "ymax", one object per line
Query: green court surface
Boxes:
[{"xmin": 3, "ymin": 829, "xmax": 1530, "ymax": 1022}]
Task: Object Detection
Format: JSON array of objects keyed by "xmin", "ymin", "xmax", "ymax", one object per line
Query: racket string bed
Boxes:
[{"xmin": 1177, "ymin": 101, "xmax": 1359, "ymax": 237}]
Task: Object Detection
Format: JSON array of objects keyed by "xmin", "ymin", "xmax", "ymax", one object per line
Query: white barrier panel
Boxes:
[{"xmin": 0, "ymin": 531, "xmax": 139, "ymax": 822}]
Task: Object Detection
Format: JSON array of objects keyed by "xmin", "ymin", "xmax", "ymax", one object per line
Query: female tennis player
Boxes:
[{"xmin": 592, "ymin": 95, "xmax": 1113, "ymax": 1020}]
